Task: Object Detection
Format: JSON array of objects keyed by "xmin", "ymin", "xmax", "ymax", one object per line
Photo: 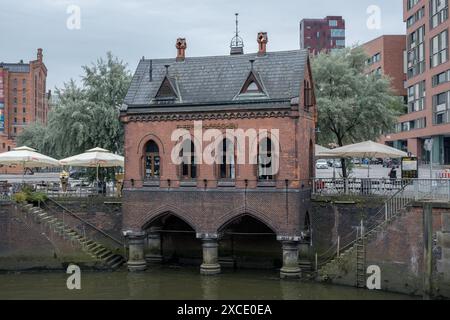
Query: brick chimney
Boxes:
[
  {"xmin": 257, "ymin": 32, "xmax": 268, "ymax": 56},
  {"xmin": 37, "ymin": 48, "xmax": 43, "ymax": 62},
  {"xmin": 176, "ymin": 38, "xmax": 187, "ymax": 62}
]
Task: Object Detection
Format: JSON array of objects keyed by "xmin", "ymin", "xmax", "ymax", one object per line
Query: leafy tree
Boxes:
[
  {"xmin": 312, "ymin": 47, "xmax": 404, "ymax": 177},
  {"xmin": 18, "ymin": 52, "xmax": 131, "ymax": 159}
]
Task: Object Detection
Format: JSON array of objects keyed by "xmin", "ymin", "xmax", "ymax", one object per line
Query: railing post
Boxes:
[
  {"xmin": 385, "ymin": 203, "xmax": 388, "ymax": 221},
  {"xmin": 315, "ymin": 252, "xmax": 318, "ymax": 272},
  {"xmin": 447, "ymin": 179, "xmax": 450, "ymax": 202},
  {"xmin": 360, "ymin": 220, "xmax": 364, "ymax": 238},
  {"xmin": 337, "ymin": 236, "xmax": 340, "ymax": 257}
]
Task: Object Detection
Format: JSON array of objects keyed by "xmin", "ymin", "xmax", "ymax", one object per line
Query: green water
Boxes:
[{"xmin": 0, "ymin": 267, "xmax": 416, "ymax": 300}]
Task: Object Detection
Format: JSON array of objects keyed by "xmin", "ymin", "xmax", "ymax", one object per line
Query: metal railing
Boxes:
[
  {"xmin": 315, "ymin": 181, "xmax": 416, "ymax": 270},
  {"xmin": 0, "ymin": 181, "xmax": 120, "ymax": 199},
  {"xmin": 40, "ymin": 198, "xmax": 125, "ymax": 256},
  {"xmin": 312, "ymin": 178, "xmax": 450, "ymax": 201}
]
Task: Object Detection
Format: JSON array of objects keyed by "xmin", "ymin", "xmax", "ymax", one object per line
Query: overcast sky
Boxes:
[{"xmin": 0, "ymin": 0, "xmax": 405, "ymax": 90}]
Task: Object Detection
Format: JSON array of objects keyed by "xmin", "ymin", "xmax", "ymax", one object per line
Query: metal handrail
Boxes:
[
  {"xmin": 315, "ymin": 181, "xmax": 414, "ymax": 269},
  {"xmin": 44, "ymin": 197, "xmax": 124, "ymax": 246}
]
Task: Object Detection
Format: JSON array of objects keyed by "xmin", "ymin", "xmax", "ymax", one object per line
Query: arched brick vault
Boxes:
[
  {"xmin": 136, "ymin": 204, "xmax": 282, "ymax": 235},
  {"xmin": 215, "ymin": 206, "xmax": 279, "ymax": 234},
  {"xmin": 138, "ymin": 204, "xmax": 198, "ymax": 231}
]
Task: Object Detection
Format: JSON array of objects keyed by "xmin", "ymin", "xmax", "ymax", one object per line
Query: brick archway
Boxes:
[
  {"xmin": 215, "ymin": 206, "xmax": 280, "ymax": 235},
  {"xmin": 138, "ymin": 204, "xmax": 198, "ymax": 232}
]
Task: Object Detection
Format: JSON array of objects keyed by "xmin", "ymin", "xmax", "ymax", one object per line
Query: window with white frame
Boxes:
[
  {"xmin": 431, "ymin": 29, "xmax": 448, "ymax": 68},
  {"xmin": 430, "ymin": 0, "xmax": 448, "ymax": 29}
]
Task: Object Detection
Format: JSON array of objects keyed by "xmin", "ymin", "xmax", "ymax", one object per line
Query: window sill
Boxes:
[
  {"xmin": 143, "ymin": 179, "xmax": 160, "ymax": 187},
  {"xmin": 217, "ymin": 180, "xmax": 236, "ymax": 188},
  {"xmin": 257, "ymin": 180, "xmax": 277, "ymax": 188},
  {"xmin": 180, "ymin": 180, "xmax": 197, "ymax": 187}
]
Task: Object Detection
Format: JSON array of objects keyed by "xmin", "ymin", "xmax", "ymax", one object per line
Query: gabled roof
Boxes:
[{"xmin": 124, "ymin": 50, "xmax": 309, "ymax": 108}]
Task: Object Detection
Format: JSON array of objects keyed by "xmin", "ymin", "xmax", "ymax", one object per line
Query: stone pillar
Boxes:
[
  {"xmin": 145, "ymin": 227, "xmax": 163, "ymax": 264},
  {"xmin": 127, "ymin": 231, "xmax": 147, "ymax": 272},
  {"xmin": 200, "ymin": 238, "xmax": 221, "ymax": 276},
  {"xmin": 298, "ymin": 240, "xmax": 312, "ymax": 273},
  {"xmin": 280, "ymin": 240, "xmax": 301, "ymax": 279}
]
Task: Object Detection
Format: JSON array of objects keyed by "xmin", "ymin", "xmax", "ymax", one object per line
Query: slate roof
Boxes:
[
  {"xmin": 124, "ymin": 50, "xmax": 309, "ymax": 109},
  {"xmin": 0, "ymin": 63, "xmax": 30, "ymax": 73}
]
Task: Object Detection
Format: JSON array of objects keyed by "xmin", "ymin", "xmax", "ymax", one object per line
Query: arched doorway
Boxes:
[
  {"xmin": 143, "ymin": 213, "xmax": 201, "ymax": 265},
  {"xmin": 218, "ymin": 215, "xmax": 281, "ymax": 270}
]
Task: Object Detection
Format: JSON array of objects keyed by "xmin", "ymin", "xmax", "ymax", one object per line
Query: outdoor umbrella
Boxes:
[
  {"xmin": 59, "ymin": 147, "xmax": 124, "ymax": 185},
  {"xmin": 326, "ymin": 141, "xmax": 408, "ymax": 178},
  {"xmin": 315, "ymin": 145, "xmax": 342, "ymax": 179},
  {"xmin": 315, "ymin": 145, "xmax": 334, "ymax": 158},
  {"xmin": 0, "ymin": 146, "xmax": 60, "ymax": 180}
]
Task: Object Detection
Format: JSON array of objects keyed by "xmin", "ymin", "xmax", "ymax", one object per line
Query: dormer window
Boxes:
[
  {"xmin": 246, "ymin": 81, "xmax": 259, "ymax": 93},
  {"xmin": 154, "ymin": 76, "xmax": 178, "ymax": 103},
  {"xmin": 236, "ymin": 70, "xmax": 268, "ymax": 100}
]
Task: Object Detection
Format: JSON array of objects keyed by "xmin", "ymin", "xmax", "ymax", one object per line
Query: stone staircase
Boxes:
[
  {"xmin": 20, "ymin": 203, "xmax": 126, "ymax": 270},
  {"xmin": 317, "ymin": 186, "xmax": 415, "ymax": 286}
]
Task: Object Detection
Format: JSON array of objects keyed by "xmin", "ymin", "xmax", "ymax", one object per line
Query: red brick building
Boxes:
[
  {"xmin": 382, "ymin": 1, "xmax": 450, "ymax": 165},
  {"xmin": 362, "ymin": 35, "xmax": 407, "ymax": 98},
  {"xmin": 120, "ymin": 33, "xmax": 317, "ymax": 277},
  {"xmin": 0, "ymin": 49, "xmax": 49, "ymax": 153},
  {"xmin": 300, "ymin": 16, "xmax": 346, "ymax": 55}
]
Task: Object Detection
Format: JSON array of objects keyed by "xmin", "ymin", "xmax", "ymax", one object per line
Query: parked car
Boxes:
[
  {"xmin": 332, "ymin": 160, "xmax": 342, "ymax": 168},
  {"xmin": 383, "ymin": 159, "xmax": 400, "ymax": 168},
  {"xmin": 351, "ymin": 159, "xmax": 361, "ymax": 165},
  {"xmin": 316, "ymin": 159, "xmax": 329, "ymax": 169},
  {"xmin": 69, "ymin": 169, "xmax": 88, "ymax": 179},
  {"xmin": 370, "ymin": 158, "xmax": 383, "ymax": 165}
]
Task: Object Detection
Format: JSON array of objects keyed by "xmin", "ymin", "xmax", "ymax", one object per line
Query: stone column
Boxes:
[
  {"xmin": 145, "ymin": 227, "xmax": 163, "ymax": 264},
  {"xmin": 298, "ymin": 240, "xmax": 312, "ymax": 273},
  {"xmin": 280, "ymin": 240, "xmax": 301, "ymax": 279},
  {"xmin": 200, "ymin": 238, "xmax": 221, "ymax": 276},
  {"xmin": 127, "ymin": 231, "xmax": 147, "ymax": 272}
]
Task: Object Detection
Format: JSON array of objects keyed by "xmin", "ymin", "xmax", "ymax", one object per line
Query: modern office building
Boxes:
[
  {"xmin": 299, "ymin": 16, "xmax": 346, "ymax": 54},
  {"xmin": 383, "ymin": 0, "xmax": 450, "ymax": 165},
  {"xmin": 0, "ymin": 49, "xmax": 49, "ymax": 152}
]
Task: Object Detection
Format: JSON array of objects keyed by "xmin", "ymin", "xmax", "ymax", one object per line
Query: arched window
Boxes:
[
  {"xmin": 258, "ymin": 138, "xmax": 275, "ymax": 180},
  {"xmin": 218, "ymin": 138, "xmax": 235, "ymax": 180},
  {"xmin": 144, "ymin": 140, "xmax": 160, "ymax": 180},
  {"xmin": 180, "ymin": 140, "xmax": 197, "ymax": 179}
]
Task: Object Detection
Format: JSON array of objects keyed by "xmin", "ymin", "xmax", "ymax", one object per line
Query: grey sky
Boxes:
[{"xmin": 0, "ymin": 0, "xmax": 405, "ymax": 90}]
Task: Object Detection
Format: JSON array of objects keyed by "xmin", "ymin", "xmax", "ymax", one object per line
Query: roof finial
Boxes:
[
  {"xmin": 230, "ymin": 13, "xmax": 244, "ymax": 55},
  {"xmin": 164, "ymin": 64, "xmax": 170, "ymax": 75}
]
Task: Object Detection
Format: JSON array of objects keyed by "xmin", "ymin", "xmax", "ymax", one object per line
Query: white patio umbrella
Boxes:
[
  {"xmin": 315, "ymin": 145, "xmax": 334, "ymax": 158},
  {"xmin": 326, "ymin": 141, "xmax": 408, "ymax": 177},
  {"xmin": 0, "ymin": 146, "xmax": 60, "ymax": 180},
  {"xmin": 59, "ymin": 147, "xmax": 124, "ymax": 183}
]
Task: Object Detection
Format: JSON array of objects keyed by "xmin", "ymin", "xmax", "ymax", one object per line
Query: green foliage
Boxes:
[
  {"xmin": 17, "ymin": 52, "xmax": 132, "ymax": 159},
  {"xmin": 12, "ymin": 186, "xmax": 48, "ymax": 204},
  {"xmin": 312, "ymin": 47, "xmax": 404, "ymax": 147},
  {"xmin": 12, "ymin": 192, "xmax": 27, "ymax": 204}
]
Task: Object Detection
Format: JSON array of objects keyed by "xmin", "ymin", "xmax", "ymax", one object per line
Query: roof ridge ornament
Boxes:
[{"xmin": 230, "ymin": 13, "xmax": 244, "ymax": 55}]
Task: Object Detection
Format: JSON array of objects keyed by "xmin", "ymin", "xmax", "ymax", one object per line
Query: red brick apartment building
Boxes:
[
  {"xmin": 0, "ymin": 49, "xmax": 49, "ymax": 153},
  {"xmin": 120, "ymin": 33, "xmax": 317, "ymax": 277},
  {"xmin": 300, "ymin": 16, "xmax": 346, "ymax": 54},
  {"xmin": 362, "ymin": 35, "xmax": 407, "ymax": 98},
  {"xmin": 382, "ymin": 0, "xmax": 450, "ymax": 165}
]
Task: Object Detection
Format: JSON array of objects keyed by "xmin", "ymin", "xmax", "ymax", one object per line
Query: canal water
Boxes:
[{"xmin": 0, "ymin": 267, "xmax": 416, "ymax": 300}]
